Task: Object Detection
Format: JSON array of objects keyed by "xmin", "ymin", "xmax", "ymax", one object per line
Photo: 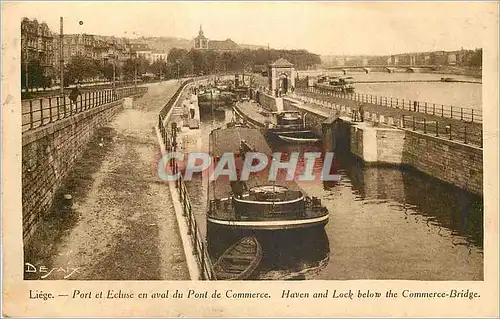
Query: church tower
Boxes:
[{"xmin": 194, "ymin": 25, "xmax": 208, "ymax": 50}]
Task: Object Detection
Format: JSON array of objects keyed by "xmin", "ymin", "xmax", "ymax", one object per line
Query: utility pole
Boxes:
[
  {"xmin": 60, "ymin": 17, "xmax": 64, "ymax": 95},
  {"xmin": 112, "ymin": 55, "xmax": 116, "ymax": 89}
]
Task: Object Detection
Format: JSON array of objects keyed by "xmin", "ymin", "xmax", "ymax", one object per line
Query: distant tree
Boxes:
[
  {"xmin": 468, "ymin": 49, "xmax": 482, "ymax": 68},
  {"xmin": 149, "ymin": 60, "xmax": 169, "ymax": 78},
  {"xmin": 167, "ymin": 48, "xmax": 189, "ymax": 64},
  {"xmin": 65, "ymin": 55, "xmax": 101, "ymax": 84}
]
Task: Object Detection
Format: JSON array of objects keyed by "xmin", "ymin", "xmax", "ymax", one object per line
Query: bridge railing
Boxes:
[
  {"xmin": 22, "ymin": 86, "xmax": 148, "ymax": 133},
  {"xmin": 310, "ymin": 85, "xmax": 482, "ymax": 124},
  {"xmin": 157, "ymin": 79, "xmax": 217, "ymax": 281}
]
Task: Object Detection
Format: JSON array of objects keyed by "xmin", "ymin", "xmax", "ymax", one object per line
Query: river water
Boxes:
[
  {"xmin": 179, "ymin": 107, "xmax": 483, "ymax": 281},
  {"xmin": 297, "ymin": 71, "xmax": 482, "ymax": 110}
]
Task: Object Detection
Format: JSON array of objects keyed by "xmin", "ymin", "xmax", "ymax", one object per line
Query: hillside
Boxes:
[
  {"xmin": 138, "ymin": 36, "xmax": 193, "ymax": 52},
  {"xmin": 136, "ymin": 36, "xmax": 268, "ymax": 53}
]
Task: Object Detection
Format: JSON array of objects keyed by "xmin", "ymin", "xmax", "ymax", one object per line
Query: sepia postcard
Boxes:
[{"xmin": 1, "ymin": 1, "xmax": 499, "ymax": 317}]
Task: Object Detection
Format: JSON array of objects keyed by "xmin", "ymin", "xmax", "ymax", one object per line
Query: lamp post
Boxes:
[
  {"xmin": 59, "ymin": 16, "xmax": 64, "ymax": 95},
  {"xmin": 113, "ymin": 58, "xmax": 116, "ymax": 89},
  {"xmin": 25, "ymin": 43, "xmax": 29, "ymax": 92},
  {"xmin": 134, "ymin": 56, "xmax": 138, "ymax": 87}
]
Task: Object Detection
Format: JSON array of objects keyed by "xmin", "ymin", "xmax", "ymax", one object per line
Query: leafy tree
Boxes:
[
  {"xmin": 64, "ymin": 55, "xmax": 101, "ymax": 84},
  {"xmin": 167, "ymin": 48, "xmax": 189, "ymax": 64}
]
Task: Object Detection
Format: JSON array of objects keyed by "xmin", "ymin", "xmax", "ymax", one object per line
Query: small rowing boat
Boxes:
[
  {"xmin": 276, "ymin": 133, "xmax": 321, "ymax": 144},
  {"xmin": 213, "ymin": 236, "xmax": 263, "ymax": 280}
]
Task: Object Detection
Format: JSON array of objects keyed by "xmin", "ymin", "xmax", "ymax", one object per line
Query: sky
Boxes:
[{"xmin": 4, "ymin": 1, "xmax": 496, "ymax": 56}]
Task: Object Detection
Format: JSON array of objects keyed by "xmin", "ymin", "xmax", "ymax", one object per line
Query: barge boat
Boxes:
[{"xmin": 207, "ymin": 124, "xmax": 329, "ymax": 231}]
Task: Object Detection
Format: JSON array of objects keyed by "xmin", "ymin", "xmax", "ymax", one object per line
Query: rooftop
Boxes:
[{"xmin": 270, "ymin": 58, "xmax": 294, "ymax": 67}]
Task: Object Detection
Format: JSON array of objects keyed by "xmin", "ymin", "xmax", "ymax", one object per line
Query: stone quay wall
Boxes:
[
  {"xmin": 22, "ymin": 99, "xmax": 125, "ymax": 244},
  {"xmin": 402, "ymin": 130, "xmax": 483, "ymax": 195},
  {"xmin": 280, "ymin": 96, "xmax": 483, "ymax": 196}
]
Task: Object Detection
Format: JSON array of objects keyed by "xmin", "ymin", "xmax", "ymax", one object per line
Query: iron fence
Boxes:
[
  {"xmin": 158, "ymin": 78, "xmax": 217, "ymax": 280},
  {"xmin": 310, "ymin": 85, "xmax": 482, "ymax": 123},
  {"xmin": 159, "ymin": 79, "xmax": 194, "ymax": 119},
  {"xmin": 289, "ymin": 92, "xmax": 483, "ymax": 148},
  {"xmin": 158, "ymin": 116, "xmax": 217, "ymax": 281},
  {"xmin": 22, "ymin": 86, "xmax": 148, "ymax": 133},
  {"xmin": 401, "ymin": 115, "xmax": 483, "ymax": 147}
]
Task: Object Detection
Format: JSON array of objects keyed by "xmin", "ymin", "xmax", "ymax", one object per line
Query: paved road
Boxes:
[{"xmin": 24, "ymin": 80, "xmax": 190, "ymax": 280}]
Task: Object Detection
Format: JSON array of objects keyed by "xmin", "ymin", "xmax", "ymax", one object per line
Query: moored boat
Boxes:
[
  {"xmin": 207, "ymin": 125, "xmax": 329, "ymax": 231},
  {"xmin": 276, "ymin": 132, "xmax": 321, "ymax": 144},
  {"xmin": 197, "ymin": 88, "xmax": 227, "ymax": 113},
  {"xmin": 213, "ymin": 236, "xmax": 262, "ymax": 280},
  {"xmin": 233, "ymin": 102, "xmax": 321, "ymax": 144},
  {"xmin": 267, "ymin": 111, "xmax": 321, "ymax": 144}
]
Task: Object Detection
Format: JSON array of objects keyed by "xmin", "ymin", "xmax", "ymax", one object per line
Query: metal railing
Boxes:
[
  {"xmin": 289, "ymin": 92, "xmax": 483, "ymax": 148},
  {"xmin": 401, "ymin": 115, "xmax": 483, "ymax": 147},
  {"xmin": 309, "ymin": 84, "xmax": 482, "ymax": 123},
  {"xmin": 22, "ymin": 86, "xmax": 148, "ymax": 133},
  {"xmin": 159, "ymin": 79, "xmax": 194, "ymax": 119},
  {"xmin": 158, "ymin": 79, "xmax": 217, "ymax": 281}
]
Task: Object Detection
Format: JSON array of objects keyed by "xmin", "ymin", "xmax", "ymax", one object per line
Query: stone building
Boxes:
[
  {"xmin": 21, "ymin": 18, "xmax": 54, "ymax": 84},
  {"xmin": 53, "ymin": 34, "xmax": 131, "ymax": 78},
  {"xmin": 151, "ymin": 52, "xmax": 169, "ymax": 63},
  {"xmin": 268, "ymin": 58, "xmax": 296, "ymax": 95},
  {"xmin": 193, "ymin": 25, "xmax": 240, "ymax": 52}
]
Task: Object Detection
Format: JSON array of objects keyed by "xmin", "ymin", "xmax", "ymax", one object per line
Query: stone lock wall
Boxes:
[
  {"xmin": 279, "ymin": 99, "xmax": 483, "ymax": 195},
  {"xmin": 22, "ymin": 100, "xmax": 124, "ymax": 243},
  {"xmin": 402, "ymin": 131, "xmax": 483, "ymax": 196}
]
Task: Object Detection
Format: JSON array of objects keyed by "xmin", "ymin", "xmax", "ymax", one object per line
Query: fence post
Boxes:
[
  {"xmin": 56, "ymin": 96, "xmax": 60, "ymax": 120},
  {"xmin": 433, "ymin": 103, "xmax": 435, "ymax": 115},
  {"xmin": 471, "ymin": 109, "xmax": 474, "ymax": 122},
  {"xmin": 49, "ymin": 98, "xmax": 52, "ymax": 123},
  {"xmin": 451, "ymin": 106, "xmax": 453, "ymax": 119},
  {"xmin": 460, "ymin": 108, "xmax": 463, "ymax": 121},
  {"xmin": 200, "ymin": 244, "xmax": 205, "ymax": 279},
  {"xmin": 182, "ymin": 188, "xmax": 187, "ymax": 217},
  {"xmin": 64, "ymin": 96, "xmax": 67, "ymax": 118},
  {"xmin": 423, "ymin": 118, "xmax": 426, "ymax": 133},
  {"xmin": 425, "ymin": 102, "xmax": 427, "ymax": 114},
  {"xmin": 187, "ymin": 205, "xmax": 192, "ymax": 235},
  {"xmin": 441, "ymin": 105, "xmax": 444, "ymax": 117},
  {"xmin": 402, "ymin": 115, "xmax": 405, "ymax": 128},
  {"xmin": 29, "ymin": 100, "xmax": 33, "ymax": 129},
  {"xmin": 193, "ymin": 220, "xmax": 198, "ymax": 256},
  {"xmin": 435, "ymin": 121, "xmax": 439, "ymax": 137},
  {"xmin": 449, "ymin": 124, "xmax": 452, "ymax": 140},
  {"xmin": 39, "ymin": 99, "xmax": 44, "ymax": 126},
  {"xmin": 464, "ymin": 125, "xmax": 467, "ymax": 144},
  {"xmin": 412, "ymin": 116, "xmax": 415, "ymax": 131}
]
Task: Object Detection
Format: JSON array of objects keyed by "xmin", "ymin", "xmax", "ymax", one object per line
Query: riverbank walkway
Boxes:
[{"xmin": 24, "ymin": 81, "xmax": 190, "ymax": 280}]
